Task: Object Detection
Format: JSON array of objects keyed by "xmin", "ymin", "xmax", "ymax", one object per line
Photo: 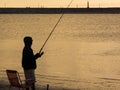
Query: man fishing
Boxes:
[
  {"xmin": 21, "ymin": 0, "xmax": 73, "ymax": 89},
  {"xmin": 22, "ymin": 36, "xmax": 44, "ymax": 90}
]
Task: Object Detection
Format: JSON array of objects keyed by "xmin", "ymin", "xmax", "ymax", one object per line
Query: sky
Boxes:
[{"xmin": 0, "ymin": 0, "xmax": 120, "ymax": 8}]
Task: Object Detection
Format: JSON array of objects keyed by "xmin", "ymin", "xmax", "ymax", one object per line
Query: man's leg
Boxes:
[
  {"xmin": 32, "ymin": 83, "xmax": 35, "ymax": 90},
  {"xmin": 24, "ymin": 70, "xmax": 30, "ymax": 90},
  {"xmin": 31, "ymin": 70, "xmax": 36, "ymax": 90}
]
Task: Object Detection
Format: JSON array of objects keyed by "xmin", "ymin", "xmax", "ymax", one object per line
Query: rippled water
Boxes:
[{"xmin": 0, "ymin": 14, "xmax": 120, "ymax": 89}]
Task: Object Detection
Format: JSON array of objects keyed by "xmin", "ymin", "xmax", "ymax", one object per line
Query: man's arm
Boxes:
[{"xmin": 34, "ymin": 51, "xmax": 44, "ymax": 60}]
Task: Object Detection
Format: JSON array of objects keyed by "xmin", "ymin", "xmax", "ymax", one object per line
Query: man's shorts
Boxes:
[{"xmin": 24, "ymin": 69, "xmax": 36, "ymax": 84}]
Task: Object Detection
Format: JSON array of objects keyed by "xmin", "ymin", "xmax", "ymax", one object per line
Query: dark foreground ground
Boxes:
[{"xmin": 1, "ymin": 77, "xmax": 120, "ymax": 90}]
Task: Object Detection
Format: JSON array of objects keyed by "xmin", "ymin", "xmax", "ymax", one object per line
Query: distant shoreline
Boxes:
[{"xmin": 0, "ymin": 8, "xmax": 120, "ymax": 14}]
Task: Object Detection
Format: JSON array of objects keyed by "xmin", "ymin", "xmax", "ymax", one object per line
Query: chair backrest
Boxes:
[{"xmin": 6, "ymin": 70, "xmax": 22, "ymax": 87}]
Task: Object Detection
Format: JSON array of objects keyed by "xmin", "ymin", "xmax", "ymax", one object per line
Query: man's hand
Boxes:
[
  {"xmin": 35, "ymin": 52, "xmax": 44, "ymax": 59},
  {"xmin": 40, "ymin": 51, "xmax": 44, "ymax": 56}
]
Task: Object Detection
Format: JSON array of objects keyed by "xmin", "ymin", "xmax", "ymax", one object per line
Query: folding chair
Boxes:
[{"xmin": 6, "ymin": 70, "xmax": 33, "ymax": 90}]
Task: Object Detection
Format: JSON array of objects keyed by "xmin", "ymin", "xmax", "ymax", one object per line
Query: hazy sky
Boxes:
[{"xmin": 0, "ymin": 0, "xmax": 120, "ymax": 8}]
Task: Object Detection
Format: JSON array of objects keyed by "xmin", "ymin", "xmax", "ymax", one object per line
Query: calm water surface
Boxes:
[{"xmin": 0, "ymin": 14, "xmax": 120, "ymax": 89}]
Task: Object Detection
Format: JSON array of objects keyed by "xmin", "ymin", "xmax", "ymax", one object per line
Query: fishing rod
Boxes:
[{"xmin": 39, "ymin": 0, "xmax": 74, "ymax": 53}]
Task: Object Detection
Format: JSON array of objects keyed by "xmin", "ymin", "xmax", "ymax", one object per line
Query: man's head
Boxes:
[{"xmin": 24, "ymin": 36, "xmax": 33, "ymax": 47}]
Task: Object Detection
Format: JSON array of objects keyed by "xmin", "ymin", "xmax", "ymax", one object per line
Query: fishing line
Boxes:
[{"xmin": 39, "ymin": 0, "xmax": 74, "ymax": 53}]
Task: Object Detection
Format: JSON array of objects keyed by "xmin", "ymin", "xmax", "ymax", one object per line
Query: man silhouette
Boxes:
[{"xmin": 22, "ymin": 36, "xmax": 44, "ymax": 90}]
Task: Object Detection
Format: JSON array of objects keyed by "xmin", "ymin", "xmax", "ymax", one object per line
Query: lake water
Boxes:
[{"xmin": 0, "ymin": 14, "xmax": 120, "ymax": 89}]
